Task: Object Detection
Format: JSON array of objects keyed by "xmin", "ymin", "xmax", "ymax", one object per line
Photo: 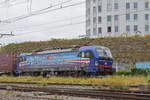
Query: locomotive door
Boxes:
[{"xmin": 78, "ymin": 51, "xmax": 92, "ymax": 73}]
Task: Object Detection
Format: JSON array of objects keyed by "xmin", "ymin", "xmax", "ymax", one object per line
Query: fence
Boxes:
[{"xmin": 113, "ymin": 63, "xmax": 134, "ymax": 72}]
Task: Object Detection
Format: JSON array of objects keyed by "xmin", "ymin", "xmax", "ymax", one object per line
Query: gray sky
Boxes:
[{"xmin": 0, "ymin": 0, "xmax": 85, "ymax": 45}]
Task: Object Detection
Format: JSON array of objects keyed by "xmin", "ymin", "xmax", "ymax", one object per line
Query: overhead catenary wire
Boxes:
[
  {"xmin": 0, "ymin": 0, "xmax": 27, "ymax": 8},
  {"xmin": 0, "ymin": 0, "xmax": 72, "ymax": 23},
  {"xmin": 0, "ymin": 0, "xmax": 18, "ymax": 5},
  {"xmin": 1, "ymin": 7, "xmax": 149, "ymax": 33},
  {"xmin": 0, "ymin": 0, "xmax": 85, "ymax": 23},
  {"xmin": 1, "ymin": 2, "xmax": 149, "ymax": 24},
  {"xmin": 0, "ymin": 20, "xmax": 84, "ymax": 41},
  {"xmin": 17, "ymin": 22, "xmax": 148, "ymax": 37},
  {"xmin": 14, "ymin": 10, "xmax": 150, "ymax": 37},
  {"xmin": 0, "ymin": 1, "xmax": 88, "ymax": 40},
  {"xmin": 1, "ymin": 8, "xmax": 149, "ymax": 38},
  {"xmin": 0, "ymin": 14, "xmax": 85, "ymax": 32},
  {"xmin": 0, "ymin": 0, "xmax": 86, "ymax": 39},
  {"xmin": 0, "ymin": 0, "xmax": 73, "ymax": 24},
  {"xmin": 15, "ymin": 20, "xmax": 85, "ymax": 36},
  {"xmin": 1, "ymin": 0, "xmax": 149, "ymax": 40}
]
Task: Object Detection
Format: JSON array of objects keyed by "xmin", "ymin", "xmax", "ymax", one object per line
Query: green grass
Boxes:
[{"xmin": 0, "ymin": 75, "xmax": 149, "ymax": 86}]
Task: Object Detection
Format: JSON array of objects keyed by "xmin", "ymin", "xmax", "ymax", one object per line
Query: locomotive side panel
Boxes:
[
  {"xmin": 18, "ymin": 45, "xmax": 114, "ymax": 76},
  {"xmin": 19, "ymin": 51, "xmax": 90, "ymax": 72},
  {"xmin": 0, "ymin": 54, "xmax": 17, "ymax": 73}
]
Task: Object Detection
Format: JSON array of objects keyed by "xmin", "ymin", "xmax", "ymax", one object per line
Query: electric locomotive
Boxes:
[{"xmin": 16, "ymin": 45, "xmax": 114, "ymax": 76}]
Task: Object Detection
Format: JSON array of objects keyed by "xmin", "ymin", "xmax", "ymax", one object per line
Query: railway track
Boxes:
[
  {"xmin": 16, "ymin": 96, "xmax": 63, "ymax": 100},
  {"xmin": 0, "ymin": 83, "xmax": 149, "ymax": 100},
  {"xmin": 0, "ymin": 81, "xmax": 138, "ymax": 88}
]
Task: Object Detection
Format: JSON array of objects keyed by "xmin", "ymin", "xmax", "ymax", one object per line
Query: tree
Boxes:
[{"xmin": 135, "ymin": 31, "xmax": 141, "ymax": 36}]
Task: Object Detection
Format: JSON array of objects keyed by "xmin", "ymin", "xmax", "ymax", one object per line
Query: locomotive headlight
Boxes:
[{"xmin": 95, "ymin": 61, "xmax": 99, "ymax": 66}]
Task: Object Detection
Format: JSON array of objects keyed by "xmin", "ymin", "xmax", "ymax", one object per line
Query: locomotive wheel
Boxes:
[
  {"xmin": 73, "ymin": 71, "xmax": 78, "ymax": 77},
  {"xmin": 43, "ymin": 72, "xmax": 47, "ymax": 77},
  {"xmin": 68, "ymin": 71, "xmax": 72, "ymax": 76},
  {"xmin": 54, "ymin": 72, "xmax": 58, "ymax": 76},
  {"xmin": 64, "ymin": 71, "xmax": 69, "ymax": 76},
  {"xmin": 33, "ymin": 72, "xmax": 40, "ymax": 76},
  {"xmin": 79, "ymin": 71, "xmax": 84, "ymax": 76},
  {"xmin": 24, "ymin": 72, "xmax": 31, "ymax": 76}
]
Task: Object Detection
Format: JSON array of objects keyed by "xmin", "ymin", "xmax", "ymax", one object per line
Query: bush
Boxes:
[
  {"xmin": 37, "ymin": 82, "xmax": 48, "ymax": 87},
  {"xmin": 146, "ymin": 68, "xmax": 150, "ymax": 75},
  {"xmin": 109, "ymin": 85, "xmax": 129, "ymax": 90},
  {"xmin": 116, "ymin": 67, "xmax": 150, "ymax": 76},
  {"xmin": 131, "ymin": 67, "xmax": 147, "ymax": 76},
  {"xmin": 116, "ymin": 70, "xmax": 131, "ymax": 76}
]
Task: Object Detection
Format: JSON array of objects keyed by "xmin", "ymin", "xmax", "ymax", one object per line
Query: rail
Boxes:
[
  {"xmin": 0, "ymin": 81, "xmax": 139, "ymax": 88},
  {"xmin": 0, "ymin": 83, "xmax": 149, "ymax": 100}
]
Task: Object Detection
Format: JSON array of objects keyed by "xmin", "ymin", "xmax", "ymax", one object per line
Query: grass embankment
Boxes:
[
  {"xmin": 1, "ymin": 35, "xmax": 150, "ymax": 63},
  {"xmin": 0, "ymin": 75, "xmax": 149, "ymax": 86}
]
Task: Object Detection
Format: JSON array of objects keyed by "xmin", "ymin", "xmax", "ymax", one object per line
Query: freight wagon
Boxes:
[
  {"xmin": 0, "ymin": 54, "xmax": 17, "ymax": 75},
  {"xmin": 17, "ymin": 45, "xmax": 114, "ymax": 76}
]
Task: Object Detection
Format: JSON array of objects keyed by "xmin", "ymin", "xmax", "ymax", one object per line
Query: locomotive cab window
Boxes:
[
  {"xmin": 96, "ymin": 47, "xmax": 113, "ymax": 59},
  {"xmin": 78, "ymin": 51, "xmax": 93, "ymax": 58},
  {"xmin": 19, "ymin": 57, "xmax": 23, "ymax": 62},
  {"xmin": 19, "ymin": 57, "xmax": 26, "ymax": 62},
  {"xmin": 23, "ymin": 57, "xmax": 26, "ymax": 61}
]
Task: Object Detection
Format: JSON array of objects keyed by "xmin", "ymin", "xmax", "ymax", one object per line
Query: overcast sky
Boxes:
[{"xmin": 0, "ymin": 0, "xmax": 85, "ymax": 45}]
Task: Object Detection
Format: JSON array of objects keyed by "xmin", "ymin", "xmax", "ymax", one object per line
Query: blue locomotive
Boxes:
[{"xmin": 16, "ymin": 45, "xmax": 114, "ymax": 76}]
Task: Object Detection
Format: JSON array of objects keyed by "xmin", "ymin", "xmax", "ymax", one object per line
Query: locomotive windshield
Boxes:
[
  {"xmin": 19, "ymin": 57, "xmax": 26, "ymax": 62},
  {"xmin": 96, "ymin": 47, "xmax": 113, "ymax": 60}
]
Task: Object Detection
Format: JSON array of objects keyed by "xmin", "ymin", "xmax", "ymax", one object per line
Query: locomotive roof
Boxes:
[
  {"xmin": 36, "ymin": 48, "xmax": 75, "ymax": 54},
  {"xmin": 80, "ymin": 45, "xmax": 109, "ymax": 51},
  {"xmin": 94, "ymin": 45, "xmax": 109, "ymax": 49},
  {"xmin": 18, "ymin": 45, "xmax": 109, "ymax": 57},
  {"xmin": 18, "ymin": 48, "xmax": 77, "ymax": 57}
]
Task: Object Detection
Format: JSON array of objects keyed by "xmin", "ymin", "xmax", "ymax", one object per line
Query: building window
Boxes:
[
  {"xmin": 93, "ymin": 7, "xmax": 96, "ymax": 17},
  {"xmin": 98, "ymin": 27, "xmax": 102, "ymax": 33},
  {"xmin": 145, "ymin": 25, "xmax": 149, "ymax": 32},
  {"xmin": 107, "ymin": 0, "xmax": 112, "ymax": 11},
  {"xmin": 145, "ymin": 14, "xmax": 149, "ymax": 20},
  {"xmin": 107, "ymin": 15, "xmax": 111, "ymax": 22},
  {"xmin": 134, "ymin": 25, "xmax": 138, "ymax": 32},
  {"xmin": 115, "ymin": 26, "xmax": 118, "ymax": 32},
  {"xmin": 93, "ymin": 28, "xmax": 97, "ymax": 35},
  {"xmin": 98, "ymin": 0, "xmax": 102, "ymax": 4},
  {"xmin": 134, "ymin": 14, "xmax": 138, "ymax": 20},
  {"xmin": 145, "ymin": 2, "xmax": 149, "ymax": 8},
  {"xmin": 98, "ymin": 5, "xmax": 102, "ymax": 12},
  {"xmin": 126, "ymin": 3, "xmax": 130, "ymax": 9},
  {"xmin": 126, "ymin": 14, "xmax": 130, "ymax": 20},
  {"xmin": 87, "ymin": 19, "xmax": 90, "ymax": 26},
  {"xmin": 93, "ymin": 17, "xmax": 96, "ymax": 24},
  {"xmin": 107, "ymin": 26, "xmax": 111, "ymax": 32},
  {"xmin": 98, "ymin": 16, "xmax": 101, "ymax": 23},
  {"xmin": 126, "ymin": 25, "xmax": 130, "ymax": 32},
  {"xmin": 87, "ymin": 8, "xmax": 90, "ymax": 15},
  {"xmin": 87, "ymin": 29, "xmax": 91, "ymax": 36},
  {"xmin": 114, "ymin": 3, "xmax": 118, "ymax": 9},
  {"xmin": 114, "ymin": 15, "xmax": 118, "ymax": 21},
  {"xmin": 134, "ymin": 2, "xmax": 138, "ymax": 9}
]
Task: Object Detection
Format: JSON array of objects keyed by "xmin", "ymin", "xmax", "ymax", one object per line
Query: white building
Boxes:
[{"xmin": 86, "ymin": 0, "xmax": 150, "ymax": 37}]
